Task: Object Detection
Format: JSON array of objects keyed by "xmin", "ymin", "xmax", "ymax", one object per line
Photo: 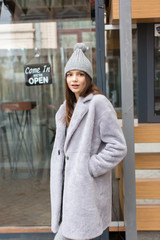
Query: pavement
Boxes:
[{"xmin": 0, "ymin": 169, "xmax": 51, "ymax": 226}]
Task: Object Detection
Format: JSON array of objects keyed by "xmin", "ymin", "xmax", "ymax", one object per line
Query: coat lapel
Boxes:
[
  {"xmin": 64, "ymin": 94, "xmax": 93, "ymax": 152},
  {"xmin": 55, "ymin": 102, "xmax": 66, "ymax": 148}
]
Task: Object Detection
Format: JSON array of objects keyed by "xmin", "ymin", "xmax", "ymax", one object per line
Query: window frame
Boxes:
[{"xmin": 137, "ymin": 23, "xmax": 160, "ymax": 123}]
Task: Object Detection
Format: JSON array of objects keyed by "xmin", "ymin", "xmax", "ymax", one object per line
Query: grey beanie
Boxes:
[{"xmin": 64, "ymin": 43, "xmax": 93, "ymax": 79}]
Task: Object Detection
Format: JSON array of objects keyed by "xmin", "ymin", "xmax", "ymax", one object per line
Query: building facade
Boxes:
[
  {"xmin": 106, "ymin": 0, "xmax": 160, "ymax": 238},
  {"xmin": 0, "ymin": 0, "xmax": 160, "ymax": 239}
]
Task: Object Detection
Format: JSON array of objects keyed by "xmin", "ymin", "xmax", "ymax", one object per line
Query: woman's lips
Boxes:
[{"xmin": 72, "ymin": 85, "xmax": 79, "ymax": 89}]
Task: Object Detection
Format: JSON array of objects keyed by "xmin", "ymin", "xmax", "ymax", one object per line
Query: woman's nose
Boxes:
[{"xmin": 72, "ymin": 74, "xmax": 78, "ymax": 81}]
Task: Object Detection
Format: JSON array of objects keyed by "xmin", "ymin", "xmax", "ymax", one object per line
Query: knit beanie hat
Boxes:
[{"xmin": 64, "ymin": 43, "xmax": 93, "ymax": 79}]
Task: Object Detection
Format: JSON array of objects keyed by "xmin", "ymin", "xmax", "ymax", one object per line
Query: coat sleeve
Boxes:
[{"xmin": 88, "ymin": 103, "xmax": 127, "ymax": 178}]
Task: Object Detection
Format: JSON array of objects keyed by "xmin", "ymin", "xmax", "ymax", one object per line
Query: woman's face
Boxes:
[{"xmin": 66, "ymin": 70, "xmax": 86, "ymax": 100}]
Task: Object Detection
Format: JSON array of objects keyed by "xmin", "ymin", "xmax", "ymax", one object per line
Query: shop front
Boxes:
[{"xmin": 0, "ymin": 1, "xmax": 141, "ymax": 239}]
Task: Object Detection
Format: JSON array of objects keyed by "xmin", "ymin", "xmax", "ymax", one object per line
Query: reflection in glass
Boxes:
[
  {"xmin": 0, "ymin": 17, "xmax": 95, "ymax": 226},
  {"xmin": 60, "ymin": 34, "xmax": 77, "ymax": 48},
  {"xmin": 0, "ymin": 1, "xmax": 91, "ymax": 23},
  {"xmin": 154, "ymin": 37, "xmax": 160, "ymax": 115},
  {"xmin": 105, "ymin": 29, "xmax": 137, "ymax": 118}
]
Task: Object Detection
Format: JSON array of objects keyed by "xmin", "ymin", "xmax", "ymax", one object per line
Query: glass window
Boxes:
[
  {"xmin": 137, "ymin": 23, "xmax": 160, "ymax": 123},
  {"xmin": 60, "ymin": 34, "xmax": 78, "ymax": 48},
  {"xmin": 82, "ymin": 31, "xmax": 96, "ymax": 47},
  {"xmin": 154, "ymin": 36, "xmax": 160, "ymax": 115},
  {"xmin": 105, "ymin": 28, "xmax": 137, "ymax": 118},
  {"xmin": 0, "ymin": 2, "xmax": 95, "ymax": 227}
]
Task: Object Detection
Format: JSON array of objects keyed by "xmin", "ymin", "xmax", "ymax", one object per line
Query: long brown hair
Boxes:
[{"xmin": 65, "ymin": 72, "xmax": 103, "ymax": 127}]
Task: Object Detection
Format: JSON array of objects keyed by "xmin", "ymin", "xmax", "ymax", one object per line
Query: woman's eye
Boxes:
[
  {"xmin": 79, "ymin": 73, "xmax": 84, "ymax": 76},
  {"xmin": 67, "ymin": 73, "xmax": 72, "ymax": 77}
]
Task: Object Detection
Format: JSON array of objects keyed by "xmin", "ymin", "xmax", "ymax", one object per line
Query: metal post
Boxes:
[
  {"xmin": 95, "ymin": 0, "xmax": 106, "ymax": 94},
  {"xmin": 119, "ymin": 0, "xmax": 137, "ymax": 240},
  {"xmin": 95, "ymin": 2, "xmax": 109, "ymax": 239}
]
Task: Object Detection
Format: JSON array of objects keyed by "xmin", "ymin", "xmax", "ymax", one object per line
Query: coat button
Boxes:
[{"xmin": 66, "ymin": 156, "xmax": 69, "ymax": 160}]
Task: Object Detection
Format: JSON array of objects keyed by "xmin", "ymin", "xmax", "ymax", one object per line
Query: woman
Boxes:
[{"xmin": 50, "ymin": 43, "xmax": 127, "ymax": 240}]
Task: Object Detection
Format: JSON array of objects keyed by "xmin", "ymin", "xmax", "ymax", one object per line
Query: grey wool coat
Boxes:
[{"xmin": 50, "ymin": 94, "xmax": 127, "ymax": 239}]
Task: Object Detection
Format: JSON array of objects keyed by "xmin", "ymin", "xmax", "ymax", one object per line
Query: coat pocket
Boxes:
[
  {"xmin": 64, "ymin": 152, "xmax": 94, "ymax": 180},
  {"xmin": 88, "ymin": 154, "xmax": 96, "ymax": 178}
]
